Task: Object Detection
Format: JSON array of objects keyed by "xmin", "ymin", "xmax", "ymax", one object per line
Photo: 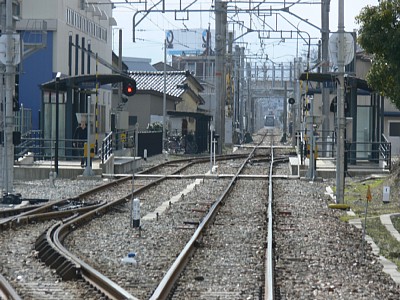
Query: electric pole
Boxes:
[
  {"xmin": 2, "ymin": 0, "xmax": 17, "ymax": 194},
  {"xmin": 239, "ymin": 47, "xmax": 245, "ymax": 135},
  {"xmin": 214, "ymin": 0, "xmax": 227, "ymax": 154},
  {"xmin": 336, "ymin": 0, "xmax": 345, "ymax": 203},
  {"xmin": 321, "ymin": 0, "xmax": 330, "ymax": 157}
]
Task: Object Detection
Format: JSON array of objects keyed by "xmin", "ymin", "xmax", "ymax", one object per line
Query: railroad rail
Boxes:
[
  {"xmin": 3, "ymin": 127, "xmax": 398, "ymax": 299},
  {"xmin": 0, "ymin": 273, "xmax": 21, "ymax": 300},
  {"xmin": 1, "ymin": 130, "xmax": 288, "ymax": 299},
  {"xmin": 0, "ymin": 153, "xmax": 261, "ymax": 299},
  {"xmin": 150, "ymin": 133, "xmax": 280, "ymax": 299}
]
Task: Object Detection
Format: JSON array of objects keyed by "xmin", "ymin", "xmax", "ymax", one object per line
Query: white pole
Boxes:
[
  {"xmin": 213, "ymin": 139, "xmax": 216, "ymax": 166},
  {"xmin": 210, "ymin": 124, "xmax": 214, "ymax": 173},
  {"xmin": 83, "ymin": 95, "xmax": 94, "ymax": 176},
  {"xmin": 163, "ymin": 37, "xmax": 167, "ymax": 151}
]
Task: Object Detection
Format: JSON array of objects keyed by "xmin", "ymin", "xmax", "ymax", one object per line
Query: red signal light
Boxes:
[{"xmin": 123, "ymin": 81, "xmax": 136, "ymax": 97}]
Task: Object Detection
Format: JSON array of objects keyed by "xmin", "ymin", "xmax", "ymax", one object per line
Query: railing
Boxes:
[
  {"xmin": 14, "ymin": 130, "xmax": 127, "ymax": 165},
  {"xmin": 298, "ymin": 130, "xmax": 392, "ymax": 172},
  {"xmin": 14, "ymin": 130, "xmax": 92, "ymax": 162},
  {"xmin": 114, "ymin": 128, "xmax": 136, "ymax": 150},
  {"xmin": 101, "ymin": 132, "xmax": 113, "ymax": 164},
  {"xmin": 380, "ymin": 134, "xmax": 391, "ymax": 171},
  {"xmin": 14, "ymin": 130, "xmax": 43, "ymax": 160}
]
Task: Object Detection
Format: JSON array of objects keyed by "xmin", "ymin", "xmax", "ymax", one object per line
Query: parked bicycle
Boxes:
[{"xmin": 164, "ymin": 135, "xmax": 184, "ymax": 154}]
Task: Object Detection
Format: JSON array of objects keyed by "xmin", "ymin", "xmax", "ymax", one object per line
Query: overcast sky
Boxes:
[{"xmin": 110, "ymin": 0, "xmax": 379, "ymax": 64}]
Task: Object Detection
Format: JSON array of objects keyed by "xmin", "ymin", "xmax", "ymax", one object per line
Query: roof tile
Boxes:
[{"xmin": 128, "ymin": 71, "xmax": 188, "ymax": 98}]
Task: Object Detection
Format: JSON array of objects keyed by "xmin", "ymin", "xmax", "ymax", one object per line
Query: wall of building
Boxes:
[
  {"xmin": 19, "ymin": 0, "xmax": 115, "ymax": 136},
  {"xmin": 20, "ymin": 32, "xmax": 54, "ymax": 129},
  {"xmin": 124, "ymin": 93, "xmax": 177, "ymax": 131},
  {"xmin": 355, "ymin": 57, "xmax": 371, "ymax": 81},
  {"xmin": 126, "ymin": 94, "xmax": 151, "ymax": 131}
]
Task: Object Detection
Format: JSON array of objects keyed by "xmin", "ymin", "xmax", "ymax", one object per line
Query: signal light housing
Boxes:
[{"xmin": 123, "ymin": 81, "xmax": 136, "ymax": 97}]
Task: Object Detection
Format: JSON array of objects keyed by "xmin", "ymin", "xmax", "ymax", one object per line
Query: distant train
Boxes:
[{"xmin": 264, "ymin": 114, "xmax": 276, "ymax": 129}]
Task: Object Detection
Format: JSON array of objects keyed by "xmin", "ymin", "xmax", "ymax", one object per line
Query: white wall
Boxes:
[{"xmin": 21, "ymin": 0, "xmax": 115, "ymax": 132}]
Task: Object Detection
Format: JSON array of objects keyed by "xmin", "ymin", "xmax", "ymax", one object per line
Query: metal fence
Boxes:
[
  {"xmin": 14, "ymin": 130, "xmax": 89, "ymax": 162},
  {"xmin": 14, "ymin": 129, "xmax": 166, "ymax": 164},
  {"xmin": 101, "ymin": 132, "xmax": 113, "ymax": 164},
  {"xmin": 299, "ymin": 131, "xmax": 392, "ymax": 172}
]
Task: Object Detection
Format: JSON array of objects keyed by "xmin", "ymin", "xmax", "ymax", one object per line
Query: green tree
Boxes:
[{"xmin": 357, "ymin": 1, "xmax": 400, "ymax": 108}]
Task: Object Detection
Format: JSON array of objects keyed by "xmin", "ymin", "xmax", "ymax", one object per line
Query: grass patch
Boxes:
[
  {"xmin": 339, "ymin": 176, "xmax": 400, "ymax": 270},
  {"xmin": 365, "ymin": 217, "xmax": 400, "ymax": 269},
  {"xmin": 344, "ymin": 179, "xmax": 400, "ymax": 217}
]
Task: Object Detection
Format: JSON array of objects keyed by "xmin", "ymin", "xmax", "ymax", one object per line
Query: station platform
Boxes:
[
  {"xmin": 14, "ymin": 160, "xmax": 103, "ymax": 180},
  {"xmin": 11, "ymin": 154, "xmax": 390, "ymax": 181},
  {"xmin": 289, "ymin": 156, "xmax": 390, "ymax": 178},
  {"xmin": 13, "ymin": 156, "xmax": 143, "ymax": 180}
]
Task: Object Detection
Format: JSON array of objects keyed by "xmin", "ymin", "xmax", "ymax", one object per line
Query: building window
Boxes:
[
  {"xmin": 389, "ymin": 122, "xmax": 400, "ymax": 137},
  {"xmin": 186, "ymin": 62, "xmax": 196, "ymax": 75},
  {"xmin": 129, "ymin": 116, "xmax": 137, "ymax": 126},
  {"xmin": 66, "ymin": 7, "xmax": 107, "ymax": 42}
]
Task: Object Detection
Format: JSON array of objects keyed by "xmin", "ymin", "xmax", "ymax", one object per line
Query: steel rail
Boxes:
[
  {"xmin": 16, "ymin": 201, "xmax": 106, "ymax": 223},
  {"xmin": 0, "ymin": 273, "xmax": 22, "ymax": 300},
  {"xmin": 35, "ymin": 219, "xmax": 136, "ymax": 300},
  {"xmin": 2, "ymin": 153, "xmax": 255, "ymax": 300},
  {"xmin": 0, "ymin": 204, "xmax": 44, "ymax": 218},
  {"xmin": 137, "ymin": 153, "xmax": 248, "ymax": 175},
  {"xmin": 53, "ymin": 224, "xmax": 139, "ymax": 300},
  {"xmin": 265, "ymin": 143, "xmax": 275, "ymax": 299},
  {"xmin": 39, "ymin": 165, "xmax": 192, "ymax": 300},
  {"xmin": 0, "ymin": 176, "xmax": 132, "ymax": 229},
  {"xmin": 46, "ymin": 157, "xmax": 226, "ymax": 299},
  {"xmin": 149, "ymin": 141, "xmax": 263, "ymax": 299},
  {"xmin": 0, "ymin": 200, "xmax": 106, "ymax": 229},
  {"xmin": 0, "ymin": 198, "xmax": 79, "ymax": 229}
]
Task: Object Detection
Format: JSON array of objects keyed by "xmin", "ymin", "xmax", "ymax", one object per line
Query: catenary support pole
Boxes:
[
  {"xmin": 163, "ymin": 38, "xmax": 167, "ymax": 151},
  {"xmin": 3, "ymin": 0, "xmax": 16, "ymax": 193},
  {"xmin": 214, "ymin": 0, "xmax": 227, "ymax": 154},
  {"xmin": 321, "ymin": 0, "xmax": 331, "ymax": 157},
  {"xmin": 336, "ymin": 0, "xmax": 345, "ymax": 203}
]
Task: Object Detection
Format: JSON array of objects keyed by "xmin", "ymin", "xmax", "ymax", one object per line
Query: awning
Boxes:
[
  {"xmin": 41, "ymin": 74, "xmax": 136, "ymax": 91},
  {"xmin": 167, "ymin": 110, "xmax": 213, "ymax": 120},
  {"xmin": 299, "ymin": 72, "xmax": 373, "ymax": 92}
]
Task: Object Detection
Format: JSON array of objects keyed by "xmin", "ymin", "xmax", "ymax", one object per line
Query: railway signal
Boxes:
[{"xmin": 123, "ymin": 81, "xmax": 136, "ymax": 97}]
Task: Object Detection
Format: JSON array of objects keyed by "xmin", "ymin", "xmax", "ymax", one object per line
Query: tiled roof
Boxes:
[
  {"xmin": 125, "ymin": 61, "xmax": 157, "ymax": 72},
  {"xmin": 122, "ymin": 57, "xmax": 156, "ymax": 71},
  {"xmin": 128, "ymin": 71, "xmax": 189, "ymax": 98}
]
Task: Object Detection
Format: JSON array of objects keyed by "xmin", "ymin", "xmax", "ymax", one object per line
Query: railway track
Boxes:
[
  {"xmin": 0, "ymin": 152, "xmax": 259, "ymax": 299},
  {"xmin": 3, "ymin": 128, "xmax": 400, "ymax": 299},
  {"xmin": 150, "ymin": 134, "xmax": 283, "ymax": 299},
  {"xmin": 63, "ymin": 133, "xmax": 278, "ymax": 299}
]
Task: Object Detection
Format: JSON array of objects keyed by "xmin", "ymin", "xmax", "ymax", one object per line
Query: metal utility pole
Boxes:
[
  {"xmin": 233, "ymin": 45, "xmax": 240, "ymax": 135},
  {"xmin": 336, "ymin": 0, "xmax": 345, "ymax": 203},
  {"xmin": 0, "ymin": 2, "xmax": 5, "ymax": 191},
  {"xmin": 306, "ymin": 94, "xmax": 316, "ymax": 180},
  {"xmin": 246, "ymin": 61, "xmax": 251, "ymax": 132},
  {"xmin": 2, "ymin": 0, "xmax": 17, "ymax": 193},
  {"xmin": 239, "ymin": 47, "xmax": 245, "ymax": 134},
  {"xmin": 282, "ymin": 81, "xmax": 287, "ymax": 142},
  {"xmin": 321, "ymin": 0, "xmax": 330, "ymax": 157},
  {"xmin": 163, "ymin": 38, "xmax": 167, "ymax": 151},
  {"xmin": 293, "ymin": 58, "xmax": 302, "ymax": 147},
  {"xmin": 227, "ymin": 31, "xmax": 233, "ymax": 142},
  {"xmin": 118, "ymin": 29, "xmax": 123, "ymax": 106},
  {"xmin": 214, "ymin": 0, "xmax": 227, "ymax": 154}
]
